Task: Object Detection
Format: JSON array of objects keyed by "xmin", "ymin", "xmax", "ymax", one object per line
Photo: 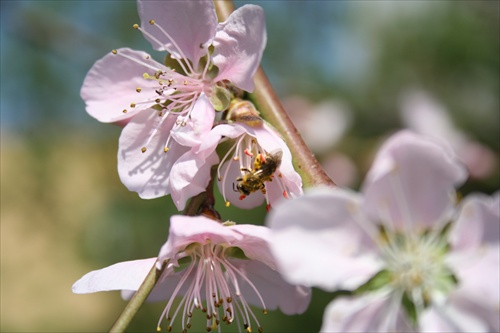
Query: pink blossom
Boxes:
[
  {"xmin": 72, "ymin": 215, "xmax": 311, "ymax": 332},
  {"xmin": 268, "ymin": 130, "xmax": 499, "ymax": 332},
  {"xmin": 81, "ymin": 0, "xmax": 266, "ymax": 200},
  {"xmin": 169, "ymin": 122, "xmax": 303, "ymax": 210},
  {"xmin": 400, "ymin": 89, "xmax": 498, "ymax": 180},
  {"xmin": 282, "ymin": 96, "xmax": 353, "ymax": 154}
]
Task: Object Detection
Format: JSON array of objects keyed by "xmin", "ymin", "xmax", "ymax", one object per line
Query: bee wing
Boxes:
[
  {"xmin": 269, "ymin": 149, "xmax": 283, "ymax": 160},
  {"xmin": 253, "ymin": 169, "xmax": 264, "ymax": 176}
]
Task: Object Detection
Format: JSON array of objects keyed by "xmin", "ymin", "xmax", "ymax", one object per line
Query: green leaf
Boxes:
[
  {"xmin": 401, "ymin": 292, "xmax": 418, "ymax": 326},
  {"xmin": 354, "ymin": 270, "xmax": 392, "ymax": 294},
  {"xmin": 210, "ymin": 86, "xmax": 232, "ymax": 111}
]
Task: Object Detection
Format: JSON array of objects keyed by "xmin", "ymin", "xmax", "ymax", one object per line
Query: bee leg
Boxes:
[
  {"xmin": 213, "ymin": 119, "xmax": 233, "ymax": 126},
  {"xmin": 260, "ymin": 184, "xmax": 267, "ymax": 195},
  {"xmin": 232, "ymin": 183, "xmax": 238, "ymax": 193},
  {"xmin": 240, "ymin": 168, "xmax": 251, "ymax": 174}
]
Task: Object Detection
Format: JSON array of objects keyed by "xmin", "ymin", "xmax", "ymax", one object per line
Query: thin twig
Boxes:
[{"xmin": 109, "ymin": 261, "xmax": 166, "ymax": 333}]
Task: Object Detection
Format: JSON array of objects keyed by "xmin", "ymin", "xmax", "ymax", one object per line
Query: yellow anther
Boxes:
[
  {"xmin": 225, "ymin": 201, "xmax": 231, "ymax": 207},
  {"xmin": 149, "ymin": 19, "xmax": 155, "ymax": 25},
  {"xmin": 133, "ymin": 24, "xmax": 139, "ymax": 29},
  {"xmin": 183, "ymin": 80, "xmax": 188, "ymax": 85},
  {"xmin": 111, "ymin": 49, "xmax": 117, "ymax": 54},
  {"xmin": 156, "ymin": 326, "xmax": 161, "ymax": 332},
  {"xmin": 130, "ymin": 102, "xmax": 136, "ymax": 108},
  {"xmin": 155, "ymin": 98, "xmax": 161, "ymax": 103},
  {"xmin": 136, "ymin": 87, "xmax": 141, "ymax": 93},
  {"xmin": 164, "ymin": 147, "xmax": 169, "ymax": 153},
  {"xmin": 141, "ymin": 147, "xmax": 147, "ymax": 153},
  {"xmin": 122, "ymin": 109, "xmax": 128, "ymax": 113},
  {"xmin": 262, "ymin": 309, "xmax": 268, "ymax": 315},
  {"xmin": 143, "ymin": 73, "xmax": 150, "ymax": 79}
]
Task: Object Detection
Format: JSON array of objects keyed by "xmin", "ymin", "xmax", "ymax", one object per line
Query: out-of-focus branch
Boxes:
[{"xmin": 213, "ymin": 0, "xmax": 335, "ymax": 188}]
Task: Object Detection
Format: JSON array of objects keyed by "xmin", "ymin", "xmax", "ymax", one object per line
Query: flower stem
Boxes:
[
  {"xmin": 109, "ymin": 261, "xmax": 166, "ymax": 333},
  {"xmin": 213, "ymin": 0, "xmax": 335, "ymax": 188}
]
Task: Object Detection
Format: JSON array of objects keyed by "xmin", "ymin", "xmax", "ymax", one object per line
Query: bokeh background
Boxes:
[{"xmin": 1, "ymin": 1, "xmax": 498, "ymax": 332}]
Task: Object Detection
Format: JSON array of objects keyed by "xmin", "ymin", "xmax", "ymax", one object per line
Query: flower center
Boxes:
[
  {"xmin": 157, "ymin": 243, "xmax": 266, "ymax": 333},
  {"xmin": 111, "ymin": 18, "xmax": 220, "ymax": 155},
  {"xmin": 381, "ymin": 231, "xmax": 457, "ymax": 308}
]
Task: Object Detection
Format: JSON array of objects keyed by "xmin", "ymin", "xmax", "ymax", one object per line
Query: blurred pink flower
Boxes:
[
  {"xmin": 169, "ymin": 122, "xmax": 303, "ymax": 210},
  {"xmin": 321, "ymin": 153, "xmax": 359, "ymax": 188},
  {"xmin": 282, "ymin": 96, "xmax": 353, "ymax": 154},
  {"xmin": 73, "ymin": 215, "xmax": 311, "ymax": 332},
  {"xmin": 400, "ymin": 90, "xmax": 498, "ymax": 180},
  {"xmin": 282, "ymin": 96, "xmax": 358, "ymax": 187},
  {"xmin": 268, "ymin": 130, "xmax": 499, "ymax": 332},
  {"xmin": 81, "ymin": 0, "xmax": 266, "ymax": 200}
]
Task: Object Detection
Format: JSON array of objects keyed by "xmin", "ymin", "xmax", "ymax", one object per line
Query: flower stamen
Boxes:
[{"xmin": 156, "ymin": 243, "xmax": 267, "ymax": 332}]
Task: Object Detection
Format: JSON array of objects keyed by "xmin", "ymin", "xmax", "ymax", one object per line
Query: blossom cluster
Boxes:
[
  {"xmin": 73, "ymin": 1, "xmax": 499, "ymax": 332},
  {"xmin": 74, "ymin": 1, "xmax": 306, "ymax": 332}
]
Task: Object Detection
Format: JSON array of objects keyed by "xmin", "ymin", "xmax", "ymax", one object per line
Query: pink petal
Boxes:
[
  {"xmin": 169, "ymin": 149, "xmax": 219, "ymax": 211},
  {"xmin": 72, "ymin": 258, "xmax": 157, "ymax": 294},
  {"xmin": 170, "ymin": 94, "xmax": 215, "ymax": 147},
  {"xmin": 81, "ymin": 48, "xmax": 163, "ymax": 123},
  {"xmin": 229, "ymin": 224, "xmax": 276, "ymax": 269},
  {"xmin": 137, "ymin": 266, "xmax": 188, "ymax": 302},
  {"xmin": 137, "ymin": 0, "xmax": 217, "ymax": 66},
  {"xmin": 421, "ymin": 300, "xmax": 492, "ymax": 333},
  {"xmin": 212, "ymin": 5, "xmax": 266, "ymax": 92},
  {"xmin": 267, "ymin": 188, "xmax": 382, "ymax": 291},
  {"xmin": 118, "ymin": 110, "xmax": 189, "ymax": 199},
  {"xmin": 195, "ymin": 123, "xmax": 246, "ymax": 156},
  {"xmin": 450, "ymin": 192, "xmax": 500, "ymax": 251},
  {"xmin": 321, "ymin": 292, "xmax": 414, "ymax": 332},
  {"xmin": 446, "ymin": 245, "xmax": 500, "ymax": 318},
  {"xmin": 230, "ymin": 259, "xmax": 311, "ymax": 315},
  {"xmin": 362, "ymin": 130, "xmax": 467, "ymax": 231},
  {"xmin": 159, "ymin": 216, "xmax": 242, "ymax": 261},
  {"xmin": 447, "ymin": 192, "xmax": 500, "ymax": 320}
]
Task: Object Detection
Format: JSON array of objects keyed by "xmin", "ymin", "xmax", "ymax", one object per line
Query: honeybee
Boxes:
[
  {"xmin": 235, "ymin": 150, "xmax": 283, "ymax": 198},
  {"xmin": 225, "ymin": 99, "xmax": 264, "ymax": 127}
]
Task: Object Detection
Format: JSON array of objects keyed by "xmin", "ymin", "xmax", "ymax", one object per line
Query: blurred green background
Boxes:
[{"xmin": 1, "ymin": 1, "xmax": 498, "ymax": 332}]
